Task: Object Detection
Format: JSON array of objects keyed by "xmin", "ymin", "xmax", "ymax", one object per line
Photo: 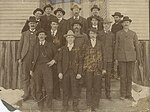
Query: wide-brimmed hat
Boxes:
[
  {"xmin": 91, "ymin": 5, "xmax": 100, "ymax": 11},
  {"xmin": 43, "ymin": 4, "xmax": 53, "ymax": 11},
  {"xmin": 64, "ymin": 30, "xmax": 76, "ymax": 38},
  {"xmin": 54, "ymin": 8, "xmax": 65, "ymax": 15},
  {"xmin": 121, "ymin": 16, "xmax": 132, "ymax": 23},
  {"xmin": 36, "ymin": 29, "xmax": 47, "ymax": 36},
  {"xmin": 112, "ymin": 12, "xmax": 123, "ymax": 17},
  {"xmin": 71, "ymin": 20, "xmax": 83, "ymax": 27},
  {"xmin": 28, "ymin": 16, "xmax": 37, "ymax": 22},
  {"xmin": 88, "ymin": 28, "xmax": 98, "ymax": 34},
  {"xmin": 90, "ymin": 15, "xmax": 100, "ymax": 21},
  {"xmin": 71, "ymin": 4, "xmax": 81, "ymax": 10},
  {"xmin": 33, "ymin": 8, "xmax": 44, "ymax": 15},
  {"xmin": 102, "ymin": 18, "xmax": 112, "ymax": 23}
]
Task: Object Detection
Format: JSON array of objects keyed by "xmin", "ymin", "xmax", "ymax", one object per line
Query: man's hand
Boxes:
[
  {"xmin": 58, "ymin": 73, "xmax": 63, "ymax": 79},
  {"xmin": 47, "ymin": 60, "xmax": 56, "ymax": 67},
  {"xmin": 30, "ymin": 71, "xmax": 33, "ymax": 77},
  {"xmin": 18, "ymin": 59, "xmax": 22, "ymax": 63},
  {"xmin": 76, "ymin": 74, "xmax": 82, "ymax": 79},
  {"xmin": 102, "ymin": 70, "xmax": 106, "ymax": 75}
]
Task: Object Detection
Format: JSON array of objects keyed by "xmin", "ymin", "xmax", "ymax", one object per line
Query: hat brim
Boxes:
[
  {"xmin": 121, "ymin": 19, "xmax": 132, "ymax": 23},
  {"xmin": 64, "ymin": 34, "xmax": 76, "ymax": 38},
  {"xmin": 43, "ymin": 5, "xmax": 53, "ymax": 11},
  {"xmin": 71, "ymin": 7, "xmax": 82, "ymax": 11},
  {"xmin": 36, "ymin": 31, "xmax": 47, "ymax": 36},
  {"xmin": 88, "ymin": 29, "xmax": 98, "ymax": 34},
  {"xmin": 102, "ymin": 21, "xmax": 112, "ymax": 23},
  {"xmin": 112, "ymin": 15, "xmax": 123, "ymax": 17},
  {"xmin": 91, "ymin": 7, "xmax": 100, "ymax": 11},
  {"xmin": 54, "ymin": 10, "xmax": 65, "ymax": 15},
  {"xmin": 33, "ymin": 9, "xmax": 44, "ymax": 15}
]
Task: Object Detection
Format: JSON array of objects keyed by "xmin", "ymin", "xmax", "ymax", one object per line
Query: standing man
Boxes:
[
  {"xmin": 99, "ymin": 18, "xmax": 115, "ymax": 99},
  {"xmin": 114, "ymin": 16, "xmax": 140, "ymax": 101},
  {"xmin": 54, "ymin": 8, "xmax": 68, "ymax": 44},
  {"xmin": 111, "ymin": 12, "xmax": 123, "ymax": 34},
  {"xmin": 83, "ymin": 28, "xmax": 106, "ymax": 112},
  {"xmin": 58, "ymin": 30, "xmax": 82, "ymax": 112},
  {"xmin": 17, "ymin": 16, "xmax": 38, "ymax": 101},
  {"xmin": 22, "ymin": 8, "xmax": 44, "ymax": 33},
  {"xmin": 30, "ymin": 29, "xmax": 57, "ymax": 111},
  {"xmin": 40, "ymin": 4, "xmax": 57, "ymax": 31},
  {"xmin": 87, "ymin": 5, "xmax": 103, "ymax": 32},
  {"xmin": 67, "ymin": 4, "xmax": 88, "ymax": 34}
]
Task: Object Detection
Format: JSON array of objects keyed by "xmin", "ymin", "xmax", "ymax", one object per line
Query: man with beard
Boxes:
[
  {"xmin": 17, "ymin": 16, "xmax": 38, "ymax": 101},
  {"xmin": 111, "ymin": 12, "xmax": 123, "ymax": 35},
  {"xmin": 54, "ymin": 8, "xmax": 67, "ymax": 45},
  {"xmin": 87, "ymin": 5, "xmax": 103, "ymax": 32},
  {"xmin": 114, "ymin": 16, "xmax": 140, "ymax": 101},
  {"xmin": 40, "ymin": 4, "xmax": 57, "ymax": 31},
  {"xmin": 67, "ymin": 4, "xmax": 88, "ymax": 34},
  {"xmin": 21, "ymin": 8, "xmax": 44, "ymax": 33}
]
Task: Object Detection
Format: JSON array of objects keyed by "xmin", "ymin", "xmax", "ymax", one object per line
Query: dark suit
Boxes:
[
  {"xmin": 100, "ymin": 30, "xmax": 115, "ymax": 96},
  {"xmin": 111, "ymin": 21, "xmax": 123, "ymax": 35},
  {"xmin": 57, "ymin": 45, "xmax": 82, "ymax": 107},
  {"xmin": 67, "ymin": 16, "xmax": 88, "ymax": 33},
  {"xmin": 31, "ymin": 41, "xmax": 57, "ymax": 109},
  {"xmin": 83, "ymin": 39, "xmax": 106, "ymax": 108},
  {"xmin": 114, "ymin": 29, "xmax": 140, "ymax": 97},
  {"xmin": 21, "ymin": 19, "xmax": 42, "ymax": 33},
  {"xmin": 17, "ymin": 30, "xmax": 37, "ymax": 98},
  {"xmin": 87, "ymin": 15, "xmax": 103, "ymax": 31},
  {"xmin": 40, "ymin": 14, "xmax": 57, "ymax": 31}
]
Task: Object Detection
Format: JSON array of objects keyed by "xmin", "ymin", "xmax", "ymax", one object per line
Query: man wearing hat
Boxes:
[
  {"xmin": 82, "ymin": 28, "xmax": 106, "ymax": 112},
  {"xmin": 54, "ymin": 8, "xmax": 68, "ymax": 40},
  {"xmin": 99, "ymin": 18, "xmax": 115, "ymax": 99},
  {"xmin": 30, "ymin": 29, "xmax": 57, "ymax": 111},
  {"xmin": 40, "ymin": 4, "xmax": 57, "ymax": 31},
  {"xmin": 58, "ymin": 30, "xmax": 82, "ymax": 112},
  {"xmin": 17, "ymin": 16, "xmax": 38, "ymax": 101},
  {"xmin": 87, "ymin": 5, "xmax": 103, "ymax": 32},
  {"xmin": 67, "ymin": 4, "xmax": 88, "ymax": 34},
  {"xmin": 22, "ymin": 8, "xmax": 44, "ymax": 33},
  {"xmin": 111, "ymin": 12, "xmax": 123, "ymax": 34},
  {"xmin": 114, "ymin": 16, "xmax": 140, "ymax": 101}
]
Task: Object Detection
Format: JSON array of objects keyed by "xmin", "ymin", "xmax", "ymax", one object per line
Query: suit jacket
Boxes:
[
  {"xmin": 21, "ymin": 19, "xmax": 42, "ymax": 33},
  {"xmin": 114, "ymin": 29, "xmax": 140, "ymax": 62},
  {"xmin": 67, "ymin": 16, "xmax": 88, "ymax": 34},
  {"xmin": 111, "ymin": 21, "xmax": 123, "ymax": 34},
  {"xmin": 46, "ymin": 29, "xmax": 64, "ymax": 49},
  {"xmin": 87, "ymin": 15, "xmax": 103, "ymax": 31},
  {"xmin": 17, "ymin": 30, "xmax": 37, "ymax": 60},
  {"xmin": 82, "ymin": 39, "xmax": 106, "ymax": 72},
  {"xmin": 99, "ymin": 30, "xmax": 115, "ymax": 62},
  {"xmin": 40, "ymin": 14, "xmax": 57, "ymax": 31},
  {"xmin": 58, "ymin": 18, "xmax": 68, "ymax": 37},
  {"xmin": 57, "ymin": 45, "xmax": 82, "ymax": 75},
  {"xmin": 31, "ymin": 41, "xmax": 57, "ymax": 72}
]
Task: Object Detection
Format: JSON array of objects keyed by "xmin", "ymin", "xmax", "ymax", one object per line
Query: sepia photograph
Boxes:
[{"xmin": 0, "ymin": 0, "xmax": 149, "ymax": 112}]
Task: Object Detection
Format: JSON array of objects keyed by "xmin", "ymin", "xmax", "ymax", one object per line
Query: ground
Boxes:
[{"xmin": 0, "ymin": 79, "xmax": 150, "ymax": 112}]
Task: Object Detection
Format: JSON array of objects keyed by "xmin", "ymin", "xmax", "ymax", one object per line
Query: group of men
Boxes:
[{"xmin": 17, "ymin": 3, "xmax": 140, "ymax": 112}]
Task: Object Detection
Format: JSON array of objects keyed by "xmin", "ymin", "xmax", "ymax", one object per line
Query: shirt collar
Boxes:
[
  {"xmin": 51, "ymin": 29, "xmax": 57, "ymax": 35},
  {"xmin": 58, "ymin": 17, "xmax": 63, "ymax": 22},
  {"xmin": 67, "ymin": 43, "xmax": 74, "ymax": 47},
  {"xmin": 39, "ymin": 40, "xmax": 45, "ymax": 45},
  {"xmin": 29, "ymin": 29, "xmax": 36, "ymax": 32},
  {"xmin": 73, "ymin": 16, "xmax": 80, "ymax": 20}
]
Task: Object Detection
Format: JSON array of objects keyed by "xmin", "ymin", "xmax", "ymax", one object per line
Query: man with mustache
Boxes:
[
  {"xmin": 21, "ymin": 8, "xmax": 44, "ymax": 33},
  {"xmin": 17, "ymin": 16, "xmax": 38, "ymax": 101},
  {"xmin": 114, "ymin": 16, "xmax": 140, "ymax": 101},
  {"xmin": 67, "ymin": 4, "xmax": 88, "ymax": 34}
]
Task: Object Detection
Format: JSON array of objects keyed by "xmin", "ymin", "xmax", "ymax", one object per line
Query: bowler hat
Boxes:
[
  {"xmin": 91, "ymin": 5, "xmax": 100, "ymax": 11},
  {"xmin": 54, "ymin": 8, "xmax": 65, "ymax": 15},
  {"xmin": 121, "ymin": 16, "xmax": 132, "ymax": 23},
  {"xmin": 72, "ymin": 20, "xmax": 83, "ymax": 27},
  {"xmin": 71, "ymin": 4, "xmax": 81, "ymax": 10},
  {"xmin": 43, "ymin": 4, "xmax": 53, "ymax": 11},
  {"xmin": 112, "ymin": 12, "xmax": 123, "ymax": 17},
  {"xmin": 88, "ymin": 28, "xmax": 98, "ymax": 34},
  {"xmin": 64, "ymin": 30, "xmax": 76, "ymax": 38},
  {"xmin": 28, "ymin": 16, "xmax": 37, "ymax": 22},
  {"xmin": 50, "ymin": 18, "xmax": 59, "ymax": 24},
  {"xmin": 36, "ymin": 29, "xmax": 47, "ymax": 36},
  {"xmin": 33, "ymin": 8, "xmax": 44, "ymax": 15},
  {"xmin": 102, "ymin": 18, "xmax": 112, "ymax": 23}
]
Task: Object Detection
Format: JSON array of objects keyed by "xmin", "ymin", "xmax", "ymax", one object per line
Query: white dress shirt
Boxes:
[
  {"xmin": 90, "ymin": 38, "xmax": 96, "ymax": 48},
  {"xmin": 73, "ymin": 16, "xmax": 80, "ymax": 20},
  {"xmin": 67, "ymin": 43, "xmax": 74, "ymax": 51},
  {"xmin": 39, "ymin": 40, "xmax": 45, "ymax": 45},
  {"xmin": 92, "ymin": 25, "xmax": 98, "ymax": 29},
  {"xmin": 51, "ymin": 29, "xmax": 57, "ymax": 36}
]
